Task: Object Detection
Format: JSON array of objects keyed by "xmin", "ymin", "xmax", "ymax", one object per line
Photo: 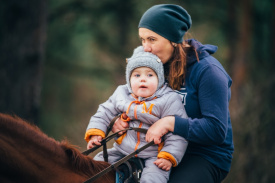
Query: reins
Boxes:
[
  {"xmin": 82, "ymin": 114, "xmax": 156, "ymax": 183},
  {"xmin": 83, "ymin": 134, "xmax": 153, "ymax": 183}
]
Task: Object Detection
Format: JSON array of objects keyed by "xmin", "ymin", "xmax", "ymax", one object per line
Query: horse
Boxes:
[{"xmin": 0, "ymin": 113, "xmax": 115, "ymax": 183}]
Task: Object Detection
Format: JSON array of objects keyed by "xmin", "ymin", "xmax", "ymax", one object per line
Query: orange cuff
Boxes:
[
  {"xmin": 84, "ymin": 128, "xmax": 105, "ymax": 142},
  {"xmin": 157, "ymin": 151, "xmax": 177, "ymax": 167}
]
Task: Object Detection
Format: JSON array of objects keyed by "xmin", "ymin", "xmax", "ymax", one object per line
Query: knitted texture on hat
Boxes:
[
  {"xmin": 126, "ymin": 46, "xmax": 164, "ymax": 93},
  {"xmin": 138, "ymin": 4, "xmax": 192, "ymax": 43}
]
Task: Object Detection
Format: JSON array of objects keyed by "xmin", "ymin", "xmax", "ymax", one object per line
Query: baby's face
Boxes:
[{"xmin": 130, "ymin": 67, "xmax": 158, "ymax": 98}]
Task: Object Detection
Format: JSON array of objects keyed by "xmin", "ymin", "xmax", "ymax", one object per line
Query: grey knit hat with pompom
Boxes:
[{"xmin": 126, "ymin": 46, "xmax": 164, "ymax": 92}]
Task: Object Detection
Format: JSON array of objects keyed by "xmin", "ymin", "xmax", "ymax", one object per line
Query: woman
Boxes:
[{"xmin": 112, "ymin": 4, "xmax": 233, "ymax": 183}]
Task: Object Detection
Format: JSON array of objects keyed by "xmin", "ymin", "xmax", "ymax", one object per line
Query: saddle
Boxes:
[{"xmin": 116, "ymin": 157, "xmax": 145, "ymax": 183}]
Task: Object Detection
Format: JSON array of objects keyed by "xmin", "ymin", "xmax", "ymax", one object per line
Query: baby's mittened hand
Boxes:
[
  {"xmin": 154, "ymin": 158, "xmax": 172, "ymax": 171},
  {"xmin": 87, "ymin": 135, "xmax": 102, "ymax": 149}
]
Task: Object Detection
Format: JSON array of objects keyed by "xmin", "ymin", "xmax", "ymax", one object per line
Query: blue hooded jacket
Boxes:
[{"xmin": 173, "ymin": 39, "xmax": 234, "ymax": 172}]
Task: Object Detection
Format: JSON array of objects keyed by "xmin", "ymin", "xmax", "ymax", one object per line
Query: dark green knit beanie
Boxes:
[{"xmin": 138, "ymin": 4, "xmax": 192, "ymax": 43}]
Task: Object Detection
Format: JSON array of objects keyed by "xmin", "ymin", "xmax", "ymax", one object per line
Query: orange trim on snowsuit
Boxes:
[
  {"xmin": 115, "ymin": 133, "xmax": 127, "ymax": 144},
  {"xmin": 126, "ymin": 100, "xmax": 145, "ymax": 117},
  {"xmin": 84, "ymin": 128, "xmax": 106, "ymax": 142},
  {"xmin": 123, "ymin": 96, "xmax": 159, "ymax": 157},
  {"xmin": 134, "ymin": 122, "xmax": 143, "ymax": 157},
  {"xmin": 142, "ymin": 103, "xmax": 155, "ymax": 114},
  {"xmin": 121, "ymin": 113, "xmax": 131, "ymax": 122},
  {"xmin": 157, "ymin": 151, "xmax": 178, "ymax": 167},
  {"xmin": 158, "ymin": 142, "xmax": 164, "ymax": 152}
]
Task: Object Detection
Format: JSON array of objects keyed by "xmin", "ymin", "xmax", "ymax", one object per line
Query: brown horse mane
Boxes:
[
  {"xmin": 0, "ymin": 113, "xmax": 114, "ymax": 182},
  {"xmin": 60, "ymin": 140, "xmax": 111, "ymax": 177}
]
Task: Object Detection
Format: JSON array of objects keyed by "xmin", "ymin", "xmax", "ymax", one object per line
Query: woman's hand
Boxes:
[
  {"xmin": 146, "ymin": 116, "xmax": 175, "ymax": 144},
  {"xmin": 112, "ymin": 117, "xmax": 129, "ymax": 135},
  {"xmin": 87, "ymin": 135, "xmax": 102, "ymax": 149}
]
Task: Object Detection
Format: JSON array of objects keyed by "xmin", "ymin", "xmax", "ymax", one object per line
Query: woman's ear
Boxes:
[{"xmin": 171, "ymin": 42, "xmax": 178, "ymax": 47}]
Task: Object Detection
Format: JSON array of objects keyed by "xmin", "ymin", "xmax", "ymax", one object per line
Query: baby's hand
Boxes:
[
  {"xmin": 87, "ymin": 135, "xmax": 102, "ymax": 149},
  {"xmin": 154, "ymin": 158, "xmax": 172, "ymax": 171}
]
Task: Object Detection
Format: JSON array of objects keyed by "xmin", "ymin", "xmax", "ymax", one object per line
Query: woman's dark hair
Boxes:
[{"xmin": 164, "ymin": 42, "xmax": 199, "ymax": 90}]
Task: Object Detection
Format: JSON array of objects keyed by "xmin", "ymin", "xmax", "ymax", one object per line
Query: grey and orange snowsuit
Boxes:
[{"xmin": 85, "ymin": 83, "xmax": 188, "ymax": 183}]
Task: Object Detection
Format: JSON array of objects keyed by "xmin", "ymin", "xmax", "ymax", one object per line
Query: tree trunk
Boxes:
[{"xmin": 0, "ymin": 0, "xmax": 47, "ymax": 124}]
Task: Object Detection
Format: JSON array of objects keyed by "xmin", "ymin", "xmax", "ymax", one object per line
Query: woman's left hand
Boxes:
[{"xmin": 146, "ymin": 116, "xmax": 175, "ymax": 144}]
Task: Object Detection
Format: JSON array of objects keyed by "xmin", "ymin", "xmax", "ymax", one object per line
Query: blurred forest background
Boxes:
[{"xmin": 0, "ymin": 0, "xmax": 274, "ymax": 182}]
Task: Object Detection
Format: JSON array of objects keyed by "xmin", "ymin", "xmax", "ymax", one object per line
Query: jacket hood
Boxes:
[{"xmin": 186, "ymin": 39, "xmax": 218, "ymax": 66}]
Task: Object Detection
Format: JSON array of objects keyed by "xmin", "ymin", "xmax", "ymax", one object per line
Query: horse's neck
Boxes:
[
  {"xmin": 0, "ymin": 114, "xmax": 115, "ymax": 183},
  {"xmin": 0, "ymin": 114, "xmax": 85, "ymax": 182}
]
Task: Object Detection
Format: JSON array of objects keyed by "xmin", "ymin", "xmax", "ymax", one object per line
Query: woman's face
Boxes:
[{"xmin": 139, "ymin": 28, "xmax": 174, "ymax": 64}]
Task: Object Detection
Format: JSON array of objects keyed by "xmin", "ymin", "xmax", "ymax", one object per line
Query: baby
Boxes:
[{"xmin": 85, "ymin": 46, "xmax": 188, "ymax": 183}]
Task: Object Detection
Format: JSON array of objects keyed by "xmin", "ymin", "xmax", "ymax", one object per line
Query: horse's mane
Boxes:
[
  {"xmin": 60, "ymin": 141, "xmax": 111, "ymax": 177},
  {"xmin": 0, "ymin": 113, "xmax": 114, "ymax": 181}
]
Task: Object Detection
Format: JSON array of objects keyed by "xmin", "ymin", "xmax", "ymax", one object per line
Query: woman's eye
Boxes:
[{"xmin": 149, "ymin": 38, "xmax": 155, "ymax": 42}]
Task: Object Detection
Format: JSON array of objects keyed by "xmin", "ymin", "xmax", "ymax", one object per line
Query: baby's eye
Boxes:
[
  {"xmin": 134, "ymin": 74, "xmax": 140, "ymax": 77},
  {"xmin": 148, "ymin": 74, "xmax": 153, "ymax": 77}
]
